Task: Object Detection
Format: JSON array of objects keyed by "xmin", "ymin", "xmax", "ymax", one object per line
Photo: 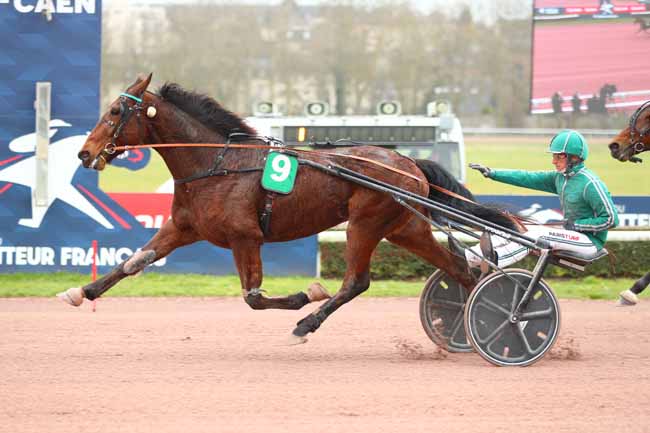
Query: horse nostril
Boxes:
[
  {"xmin": 608, "ymin": 142, "xmax": 619, "ymax": 152},
  {"xmin": 78, "ymin": 150, "xmax": 90, "ymax": 161}
]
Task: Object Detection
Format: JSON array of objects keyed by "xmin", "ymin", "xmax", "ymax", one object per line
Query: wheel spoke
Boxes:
[
  {"xmin": 515, "ymin": 322, "xmax": 535, "ymax": 356},
  {"xmin": 456, "ymin": 285, "xmax": 467, "ymax": 303},
  {"xmin": 519, "ymin": 307, "xmax": 553, "ymax": 321},
  {"xmin": 429, "ymin": 299, "xmax": 464, "ymax": 309},
  {"xmin": 510, "ymin": 277, "xmax": 520, "ymax": 310},
  {"xmin": 449, "ymin": 308, "xmax": 465, "ymax": 341},
  {"xmin": 478, "ymin": 296, "xmax": 512, "ymax": 317},
  {"xmin": 477, "ymin": 317, "xmax": 510, "ymax": 346}
]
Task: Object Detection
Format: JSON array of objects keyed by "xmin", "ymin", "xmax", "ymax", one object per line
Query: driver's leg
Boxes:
[
  {"xmin": 524, "ymin": 225, "xmax": 597, "ymax": 255},
  {"xmin": 466, "ymin": 235, "xmax": 529, "ymax": 268}
]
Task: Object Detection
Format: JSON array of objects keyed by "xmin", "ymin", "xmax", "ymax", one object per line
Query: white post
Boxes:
[{"xmin": 34, "ymin": 82, "xmax": 51, "ymax": 208}]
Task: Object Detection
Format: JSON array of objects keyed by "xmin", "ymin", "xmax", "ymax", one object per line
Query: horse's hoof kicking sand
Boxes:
[{"xmin": 57, "ymin": 287, "xmax": 85, "ymax": 307}]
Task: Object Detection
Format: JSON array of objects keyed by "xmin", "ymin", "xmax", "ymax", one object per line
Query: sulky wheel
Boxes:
[
  {"xmin": 419, "ymin": 270, "xmax": 473, "ymax": 352},
  {"xmin": 464, "ymin": 269, "xmax": 560, "ymax": 367}
]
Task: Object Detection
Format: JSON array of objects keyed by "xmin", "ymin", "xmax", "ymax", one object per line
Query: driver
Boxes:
[{"xmin": 460, "ymin": 130, "xmax": 620, "ymax": 288}]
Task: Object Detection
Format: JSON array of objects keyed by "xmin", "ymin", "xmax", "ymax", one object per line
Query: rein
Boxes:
[
  {"xmin": 107, "ymin": 92, "xmax": 471, "ymax": 204},
  {"xmin": 112, "ymin": 142, "xmax": 532, "ymax": 225},
  {"xmin": 112, "ymin": 142, "xmax": 426, "ymax": 184},
  {"xmin": 628, "ymin": 100, "xmax": 650, "ymax": 157},
  {"xmin": 111, "ymin": 137, "xmax": 528, "ymax": 225}
]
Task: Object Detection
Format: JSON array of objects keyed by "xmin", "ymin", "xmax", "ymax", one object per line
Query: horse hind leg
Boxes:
[
  {"xmin": 289, "ymin": 222, "xmax": 382, "ymax": 344},
  {"xmin": 618, "ymin": 271, "xmax": 650, "ymax": 306},
  {"xmin": 385, "ymin": 216, "xmax": 475, "ymax": 289}
]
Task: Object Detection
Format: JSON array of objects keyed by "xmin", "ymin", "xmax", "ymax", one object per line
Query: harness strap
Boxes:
[
  {"xmin": 259, "ymin": 192, "xmax": 276, "ymax": 238},
  {"xmin": 174, "ymin": 167, "xmax": 263, "ymax": 184}
]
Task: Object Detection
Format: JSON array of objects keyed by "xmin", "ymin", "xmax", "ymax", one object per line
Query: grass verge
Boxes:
[{"xmin": 0, "ymin": 272, "xmax": 637, "ymax": 300}]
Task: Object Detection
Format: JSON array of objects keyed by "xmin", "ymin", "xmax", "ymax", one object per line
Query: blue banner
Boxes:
[{"xmin": 0, "ymin": 2, "xmax": 317, "ymax": 275}]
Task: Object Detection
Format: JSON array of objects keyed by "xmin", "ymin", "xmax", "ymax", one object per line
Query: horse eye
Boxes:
[{"xmin": 110, "ymin": 106, "xmax": 120, "ymax": 115}]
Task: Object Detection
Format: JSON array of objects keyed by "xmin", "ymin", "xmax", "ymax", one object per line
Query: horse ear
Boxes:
[{"xmin": 128, "ymin": 73, "xmax": 153, "ymax": 97}]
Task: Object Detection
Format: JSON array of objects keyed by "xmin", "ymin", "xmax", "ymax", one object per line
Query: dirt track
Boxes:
[{"xmin": 1, "ymin": 297, "xmax": 648, "ymax": 433}]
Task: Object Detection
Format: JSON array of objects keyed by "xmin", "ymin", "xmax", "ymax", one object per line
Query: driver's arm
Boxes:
[{"xmin": 488, "ymin": 170, "xmax": 557, "ymax": 194}]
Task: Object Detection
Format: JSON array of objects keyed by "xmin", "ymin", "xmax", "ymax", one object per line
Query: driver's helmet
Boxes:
[{"xmin": 548, "ymin": 129, "xmax": 589, "ymax": 161}]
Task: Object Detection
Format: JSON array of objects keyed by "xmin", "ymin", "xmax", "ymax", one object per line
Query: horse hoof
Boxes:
[
  {"xmin": 286, "ymin": 333, "xmax": 308, "ymax": 346},
  {"xmin": 307, "ymin": 282, "xmax": 331, "ymax": 302},
  {"xmin": 617, "ymin": 290, "xmax": 638, "ymax": 307},
  {"xmin": 56, "ymin": 287, "xmax": 85, "ymax": 307}
]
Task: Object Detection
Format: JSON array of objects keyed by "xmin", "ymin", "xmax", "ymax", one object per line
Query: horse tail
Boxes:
[{"xmin": 414, "ymin": 159, "xmax": 518, "ymax": 231}]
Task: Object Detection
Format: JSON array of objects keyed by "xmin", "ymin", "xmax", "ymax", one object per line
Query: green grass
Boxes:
[
  {"xmin": 100, "ymin": 151, "xmax": 170, "ymax": 192},
  {"xmin": 0, "ymin": 272, "xmax": 638, "ymax": 300},
  {"xmin": 99, "ymin": 136, "xmax": 649, "ymax": 195}
]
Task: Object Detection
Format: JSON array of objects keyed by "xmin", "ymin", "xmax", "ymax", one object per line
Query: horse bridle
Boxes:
[
  {"xmin": 627, "ymin": 100, "xmax": 650, "ymax": 157},
  {"xmin": 98, "ymin": 92, "xmax": 149, "ymax": 164}
]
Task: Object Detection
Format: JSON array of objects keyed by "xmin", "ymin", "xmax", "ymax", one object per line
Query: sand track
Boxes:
[{"xmin": 1, "ymin": 297, "xmax": 648, "ymax": 433}]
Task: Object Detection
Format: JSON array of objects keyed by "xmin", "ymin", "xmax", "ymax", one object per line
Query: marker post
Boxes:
[{"xmin": 91, "ymin": 240, "xmax": 97, "ymax": 312}]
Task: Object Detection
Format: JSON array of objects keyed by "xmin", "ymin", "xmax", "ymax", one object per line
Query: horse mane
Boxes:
[{"xmin": 157, "ymin": 83, "xmax": 257, "ymax": 137}]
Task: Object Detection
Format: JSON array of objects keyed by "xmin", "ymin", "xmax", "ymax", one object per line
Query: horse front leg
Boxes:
[
  {"xmin": 57, "ymin": 219, "xmax": 198, "ymax": 306},
  {"xmin": 230, "ymin": 239, "xmax": 331, "ymax": 311}
]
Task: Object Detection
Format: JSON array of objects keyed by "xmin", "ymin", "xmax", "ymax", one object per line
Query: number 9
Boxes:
[{"xmin": 270, "ymin": 154, "xmax": 291, "ymax": 182}]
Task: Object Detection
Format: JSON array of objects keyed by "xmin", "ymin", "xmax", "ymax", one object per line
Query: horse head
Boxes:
[
  {"xmin": 609, "ymin": 101, "xmax": 650, "ymax": 163},
  {"xmin": 78, "ymin": 73, "xmax": 157, "ymax": 170}
]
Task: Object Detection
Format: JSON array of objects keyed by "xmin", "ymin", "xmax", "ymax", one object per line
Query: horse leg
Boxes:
[
  {"xmin": 619, "ymin": 271, "xmax": 650, "ymax": 306},
  {"xmin": 385, "ymin": 217, "xmax": 476, "ymax": 289},
  {"xmin": 630, "ymin": 272, "xmax": 650, "ymax": 295},
  {"xmin": 290, "ymin": 222, "xmax": 382, "ymax": 344},
  {"xmin": 57, "ymin": 219, "xmax": 198, "ymax": 306},
  {"xmin": 230, "ymin": 239, "xmax": 330, "ymax": 311}
]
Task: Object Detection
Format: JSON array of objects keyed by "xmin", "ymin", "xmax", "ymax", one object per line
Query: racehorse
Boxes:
[
  {"xmin": 609, "ymin": 101, "xmax": 650, "ymax": 304},
  {"xmin": 634, "ymin": 17, "xmax": 650, "ymax": 34},
  {"xmin": 58, "ymin": 73, "xmax": 517, "ymax": 343},
  {"xmin": 609, "ymin": 100, "xmax": 650, "ymax": 163}
]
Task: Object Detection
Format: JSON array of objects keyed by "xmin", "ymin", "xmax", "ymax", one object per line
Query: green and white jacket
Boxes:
[{"xmin": 488, "ymin": 163, "xmax": 619, "ymax": 250}]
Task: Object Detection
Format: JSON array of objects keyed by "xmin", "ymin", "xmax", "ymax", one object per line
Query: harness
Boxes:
[
  {"xmin": 172, "ymin": 133, "xmax": 286, "ymax": 237},
  {"xmin": 627, "ymin": 100, "xmax": 650, "ymax": 158},
  {"xmin": 98, "ymin": 92, "xmax": 149, "ymax": 165}
]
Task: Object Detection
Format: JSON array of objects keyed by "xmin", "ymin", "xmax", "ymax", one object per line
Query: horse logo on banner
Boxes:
[{"xmin": 0, "ymin": 119, "xmax": 150, "ymax": 229}]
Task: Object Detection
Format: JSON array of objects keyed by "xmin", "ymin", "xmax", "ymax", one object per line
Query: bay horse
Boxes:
[
  {"xmin": 609, "ymin": 100, "xmax": 650, "ymax": 164},
  {"xmin": 635, "ymin": 17, "xmax": 650, "ymax": 34},
  {"xmin": 609, "ymin": 101, "xmax": 650, "ymax": 305},
  {"xmin": 58, "ymin": 73, "xmax": 516, "ymax": 343}
]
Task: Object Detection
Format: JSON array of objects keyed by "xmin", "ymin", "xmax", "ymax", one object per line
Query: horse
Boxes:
[
  {"xmin": 634, "ymin": 17, "xmax": 650, "ymax": 34},
  {"xmin": 609, "ymin": 100, "xmax": 650, "ymax": 163},
  {"xmin": 58, "ymin": 73, "xmax": 517, "ymax": 343},
  {"xmin": 609, "ymin": 101, "xmax": 650, "ymax": 305}
]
